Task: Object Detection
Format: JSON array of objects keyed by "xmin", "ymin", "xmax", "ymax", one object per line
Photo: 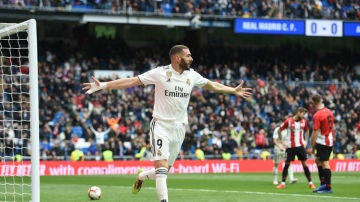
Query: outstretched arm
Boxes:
[
  {"xmin": 82, "ymin": 76, "xmax": 142, "ymax": 94},
  {"xmin": 202, "ymin": 80, "xmax": 253, "ymax": 99}
]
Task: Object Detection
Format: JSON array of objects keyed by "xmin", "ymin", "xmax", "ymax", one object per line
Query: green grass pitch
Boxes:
[{"xmin": 2, "ymin": 172, "xmax": 360, "ymax": 201}]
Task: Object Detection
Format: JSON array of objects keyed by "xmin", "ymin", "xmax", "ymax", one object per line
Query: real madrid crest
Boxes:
[
  {"xmin": 166, "ymin": 71, "xmax": 172, "ymax": 82},
  {"xmin": 157, "ymin": 149, "xmax": 162, "ymax": 156},
  {"xmin": 186, "ymin": 78, "xmax": 190, "ymax": 86}
]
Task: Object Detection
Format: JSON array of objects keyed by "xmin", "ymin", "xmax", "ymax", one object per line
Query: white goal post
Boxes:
[{"xmin": 0, "ymin": 19, "xmax": 39, "ymax": 202}]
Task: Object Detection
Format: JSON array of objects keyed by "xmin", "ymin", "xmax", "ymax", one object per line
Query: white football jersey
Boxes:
[
  {"xmin": 273, "ymin": 126, "xmax": 288, "ymax": 149},
  {"xmin": 138, "ymin": 65, "xmax": 209, "ymax": 123}
]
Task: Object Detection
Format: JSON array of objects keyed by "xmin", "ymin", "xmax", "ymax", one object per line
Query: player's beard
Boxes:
[{"xmin": 179, "ymin": 58, "xmax": 191, "ymax": 71}]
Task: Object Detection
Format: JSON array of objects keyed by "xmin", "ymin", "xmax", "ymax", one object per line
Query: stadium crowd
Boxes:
[
  {"xmin": 1, "ymin": 39, "xmax": 359, "ymax": 161},
  {"xmin": 1, "ymin": 0, "xmax": 359, "ymax": 20}
]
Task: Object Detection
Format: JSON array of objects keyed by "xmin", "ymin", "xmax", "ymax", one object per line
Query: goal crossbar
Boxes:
[{"xmin": 0, "ymin": 21, "xmax": 30, "ymax": 39}]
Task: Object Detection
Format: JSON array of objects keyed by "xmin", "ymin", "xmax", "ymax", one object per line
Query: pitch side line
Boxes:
[
  {"xmin": 170, "ymin": 188, "xmax": 360, "ymax": 200},
  {"xmin": 119, "ymin": 186, "xmax": 359, "ymax": 200}
]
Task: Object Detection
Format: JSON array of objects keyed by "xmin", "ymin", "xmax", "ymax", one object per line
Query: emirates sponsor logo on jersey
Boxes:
[
  {"xmin": 164, "ymin": 86, "xmax": 190, "ymax": 98},
  {"xmin": 164, "ymin": 90, "xmax": 190, "ymax": 98}
]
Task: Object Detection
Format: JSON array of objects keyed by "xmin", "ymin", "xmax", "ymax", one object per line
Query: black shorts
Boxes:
[
  {"xmin": 315, "ymin": 144, "xmax": 333, "ymax": 161},
  {"xmin": 285, "ymin": 146, "xmax": 307, "ymax": 162}
]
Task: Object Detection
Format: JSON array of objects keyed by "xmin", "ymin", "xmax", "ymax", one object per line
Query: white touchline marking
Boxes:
[
  {"xmin": 192, "ymin": 189, "xmax": 359, "ymax": 200},
  {"xmin": 117, "ymin": 186, "xmax": 360, "ymax": 200}
]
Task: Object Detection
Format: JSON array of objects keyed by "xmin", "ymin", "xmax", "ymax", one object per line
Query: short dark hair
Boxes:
[
  {"xmin": 169, "ymin": 45, "xmax": 189, "ymax": 58},
  {"xmin": 311, "ymin": 94, "xmax": 322, "ymax": 105},
  {"xmin": 296, "ymin": 107, "xmax": 308, "ymax": 114}
]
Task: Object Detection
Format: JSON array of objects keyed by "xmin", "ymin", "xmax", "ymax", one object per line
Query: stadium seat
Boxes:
[
  {"xmin": 161, "ymin": 3, "xmax": 173, "ymax": 16},
  {"xmin": 71, "ymin": 5, "xmax": 95, "ymax": 11},
  {"xmin": 75, "ymin": 138, "xmax": 91, "ymax": 153},
  {"xmin": 72, "ymin": 126, "xmax": 83, "ymax": 138}
]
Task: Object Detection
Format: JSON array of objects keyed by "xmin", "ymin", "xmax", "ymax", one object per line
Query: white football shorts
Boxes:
[
  {"xmin": 149, "ymin": 118, "xmax": 186, "ymax": 166},
  {"xmin": 273, "ymin": 147, "xmax": 286, "ymax": 164}
]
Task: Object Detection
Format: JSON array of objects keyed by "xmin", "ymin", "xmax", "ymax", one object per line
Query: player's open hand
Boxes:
[
  {"xmin": 279, "ymin": 145, "xmax": 285, "ymax": 152},
  {"xmin": 82, "ymin": 76, "xmax": 107, "ymax": 94},
  {"xmin": 234, "ymin": 80, "xmax": 253, "ymax": 99}
]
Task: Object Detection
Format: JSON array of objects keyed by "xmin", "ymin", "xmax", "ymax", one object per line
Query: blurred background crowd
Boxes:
[
  {"xmin": 1, "ymin": 0, "xmax": 360, "ymax": 20},
  {"xmin": 1, "ymin": 39, "xmax": 359, "ymax": 162}
]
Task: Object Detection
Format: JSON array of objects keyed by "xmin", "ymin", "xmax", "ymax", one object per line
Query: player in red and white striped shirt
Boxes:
[
  {"xmin": 276, "ymin": 107, "xmax": 316, "ymax": 189},
  {"xmin": 307, "ymin": 94, "xmax": 335, "ymax": 193}
]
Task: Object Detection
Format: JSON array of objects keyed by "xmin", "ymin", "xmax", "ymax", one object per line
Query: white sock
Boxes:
[
  {"xmin": 139, "ymin": 168, "xmax": 156, "ymax": 180},
  {"xmin": 273, "ymin": 165, "xmax": 278, "ymax": 180},
  {"xmin": 156, "ymin": 167, "xmax": 168, "ymax": 202},
  {"xmin": 288, "ymin": 164, "xmax": 294, "ymax": 181}
]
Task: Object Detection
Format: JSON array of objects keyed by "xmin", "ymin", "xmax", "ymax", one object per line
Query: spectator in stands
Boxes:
[
  {"xmin": 356, "ymin": 150, "xmax": 360, "ymax": 159},
  {"xmin": 40, "ymin": 123, "xmax": 53, "ymax": 142},
  {"xmin": 1, "ymin": 0, "xmax": 360, "ymax": 20},
  {"xmin": 117, "ymin": 139, "xmax": 127, "ymax": 158},
  {"xmin": 70, "ymin": 147, "xmax": 85, "ymax": 161},
  {"xmin": 89, "ymin": 124, "xmax": 111, "ymax": 148},
  {"xmin": 50, "ymin": 135, "xmax": 64, "ymax": 160},
  {"xmin": 134, "ymin": 140, "xmax": 152, "ymax": 161},
  {"xmin": 102, "ymin": 142, "xmax": 114, "ymax": 162},
  {"xmin": 260, "ymin": 148, "xmax": 271, "ymax": 160},
  {"xmin": 255, "ymin": 129, "xmax": 267, "ymax": 151},
  {"xmin": 194, "ymin": 147, "xmax": 205, "ymax": 160},
  {"xmin": 221, "ymin": 148, "xmax": 232, "ymax": 160},
  {"xmin": 105, "ymin": 114, "xmax": 121, "ymax": 133},
  {"xmin": 40, "ymin": 139, "xmax": 52, "ymax": 160},
  {"xmin": 221, "ymin": 132, "xmax": 239, "ymax": 155},
  {"xmin": 229, "ymin": 123, "xmax": 243, "ymax": 149},
  {"xmin": 87, "ymin": 138, "xmax": 101, "ymax": 160}
]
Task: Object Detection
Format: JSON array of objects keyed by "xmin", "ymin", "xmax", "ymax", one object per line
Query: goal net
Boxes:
[{"xmin": 0, "ymin": 19, "xmax": 39, "ymax": 202}]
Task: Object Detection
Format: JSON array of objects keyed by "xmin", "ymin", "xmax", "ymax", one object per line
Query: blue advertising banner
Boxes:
[
  {"xmin": 344, "ymin": 22, "xmax": 360, "ymax": 37},
  {"xmin": 234, "ymin": 18, "xmax": 305, "ymax": 35}
]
